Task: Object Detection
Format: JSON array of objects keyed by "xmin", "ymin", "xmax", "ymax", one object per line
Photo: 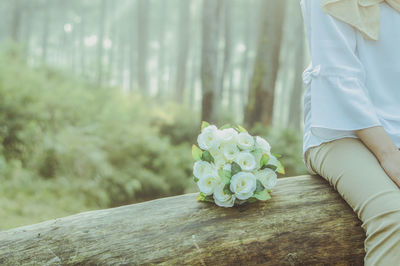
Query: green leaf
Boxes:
[
  {"xmin": 236, "ymin": 124, "xmax": 248, "ymax": 133},
  {"xmin": 255, "ymin": 179, "xmax": 264, "ymax": 192},
  {"xmin": 193, "ymin": 176, "xmax": 199, "ymax": 183},
  {"xmin": 251, "ymin": 148, "xmax": 263, "ymax": 157},
  {"xmin": 261, "ymin": 154, "xmax": 278, "ymax": 171},
  {"xmin": 201, "ymin": 150, "xmax": 215, "ymax": 163},
  {"xmin": 203, "ymin": 195, "xmax": 215, "ymax": 203},
  {"xmin": 192, "ymin": 145, "xmax": 203, "ymax": 161},
  {"xmin": 277, "ymin": 160, "xmax": 285, "ymax": 174},
  {"xmin": 271, "ymin": 152, "xmax": 282, "ymax": 158},
  {"xmin": 247, "ymin": 197, "xmax": 258, "ymax": 203},
  {"xmin": 218, "ymin": 169, "xmax": 231, "ymax": 184},
  {"xmin": 219, "ymin": 123, "xmax": 231, "ymax": 130},
  {"xmin": 262, "ymin": 164, "xmax": 278, "ymax": 172},
  {"xmin": 197, "ymin": 192, "xmax": 214, "ymax": 203},
  {"xmin": 196, "ymin": 192, "xmax": 206, "ymax": 201},
  {"xmin": 201, "ymin": 121, "xmax": 210, "ymax": 131},
  {"xmin": 254, "ymin": 190, "xmax": 271, "ymax": 201},
  {"xmin": 260, "ymin": 154, "xmax": 270, "ymax": 167},
  {"xmin": 223, "ymin": 183, "xmax": 232, "ymax": 195},
  {"xmin": 231, "ymin": 161, "xmax": 242, "ymax": 176}
]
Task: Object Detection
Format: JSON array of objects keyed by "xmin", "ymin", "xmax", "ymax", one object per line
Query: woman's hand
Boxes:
[
  {"xmin": 354, "ymin": 126, "xmax": 400, "ymax": 188},
  {"xmin": 378, "ymin": 149, "xmax": 400, "ymax": 188}
]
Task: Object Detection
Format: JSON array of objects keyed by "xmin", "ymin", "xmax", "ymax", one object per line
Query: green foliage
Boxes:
[
  {"xmin": 153, "ymin": 102, "xmax": 200, "ymax": 145},
  {"xmin": 219, "ymin": 123, "xmax": 231, "ymax": 130},
  {"xmin": 253, "ymin": 190, "xmax": 271, "ymax": 201},
  {"xmin": 218, "ymin": 169, "xmax": 231, "ymax": 184},
  {"xmin": 250, "ymin": 122, "xmax": 308, "ymax": 176},
  {"xmin": 0, "ymin": 45, "xmax": 308, "ymax": 229},
  {"xmin": 231, "ymin": 161, "xmax": 242, "ymax": 176},
  {"xmin": 201, "ymin": 150, "xmax": 214, "ymax": 163},
  {"xmin": 201, "ymin": 121, "xmax": 210, "ymax": 131},
  {"xmin": 260, "ymin": 154, "xmax": 270, "ymax": 167},
  {"xmin": 255, "ymin": 179, "xmax": 264, "ymax": 192},
  {"xmin": 0, "ymin": 46, "xmax": 193, "ymax": 229},
  {"xmin": 196, "ymin": 192, "xmax": 214, "ymax": 203},
  {"xmin": 191, "ymin": 145, "xmax": 202, "ymax": 161},
  {"xmin": 235, "ymin": 124, "xmax": 248, "ymax": 133}
]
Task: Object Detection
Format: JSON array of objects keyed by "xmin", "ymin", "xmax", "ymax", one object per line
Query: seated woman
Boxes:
[{"xmin": 300, "ymin": 0, "xmax": 400, "ymax": 265}]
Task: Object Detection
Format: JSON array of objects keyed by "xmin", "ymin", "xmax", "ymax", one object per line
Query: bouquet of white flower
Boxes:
[{"xmin": 192, "ymin": 121, "xmax": 285, "ymax": 208}]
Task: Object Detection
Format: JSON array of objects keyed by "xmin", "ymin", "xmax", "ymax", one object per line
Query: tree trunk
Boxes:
[
  {"xmin": 238, "ymin": 1, "xmax": 253, "ymax": 123},
  {"xmin": 41, "ymin": 1, "xmax": 50, "ymax": 63},
  {"xmin": 128, "ymin": 4, "xmax": 136, "ymax": 92},
  {"xmin": 0, "ymin": 175, "xmax": 365, "ymax": 265},
  {"xmin": 201, "ymin": 0, "xmax": 223, "ymax": 124},
  {"xmin": 137, "ymin": 0, "xmax": 149, "ymax": 95},
  {"xmin": 10, "ymin": 0, "xmax": 22, "ymax": 42},
  {"xmin": 216, "ymin": 0, "xmax": 232, "ymax": 117},
  {"xmin": 288, "ymin": 7, "xmax": 306, "ymax": 131},
  {"xmin": 244, "ymin": 0, "xmax": 287, "ymax": 129},
  {"xmin": 174, "ymin": 0, "xmax": 191, "ymax": 103},
  {"xmin": 79, "ymin": 5, "xmax": 86, "ymax": 75},
  {"xmin": 97, "ymin": 0, "xmax": 107, "ymax": 86},
  {"xmin": 156, "ymin": 0, "xmax": 167, "ymax": 101},
  {"xmin": 107, "ymin": 0, "xmax": 116, "ymax": 86},
  {"xmin": 119, "ymin": 32, "xmax": 126, "ymax": 89},
  {"xmin": 22, "ymin": 4, "xmax": 33, "ymax": 58}
]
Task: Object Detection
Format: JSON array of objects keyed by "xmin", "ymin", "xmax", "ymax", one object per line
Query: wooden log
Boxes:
[{"xmin": 0, "ymin": 175, "xmax": 365, "ymax": 265}]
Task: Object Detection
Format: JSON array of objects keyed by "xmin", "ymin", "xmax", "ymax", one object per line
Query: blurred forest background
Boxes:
[{"xmin": 0, "ymin": 0, "xmax": 310, "ymax": 230}]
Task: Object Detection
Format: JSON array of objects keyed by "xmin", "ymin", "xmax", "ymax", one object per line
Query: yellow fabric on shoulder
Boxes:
[{"xmin": 321, "ymin": 0, "xmax": 400, "ymax": 41}]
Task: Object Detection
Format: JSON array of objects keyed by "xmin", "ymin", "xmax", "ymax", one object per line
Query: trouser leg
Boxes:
[{"xmin": 305, "ymin": 137, "xmax": 400, "ymax": 266}]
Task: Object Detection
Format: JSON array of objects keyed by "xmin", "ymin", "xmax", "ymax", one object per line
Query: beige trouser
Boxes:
[{"xmin": 305, "ymin": 137, "xmax": 400, "ymax": 266}]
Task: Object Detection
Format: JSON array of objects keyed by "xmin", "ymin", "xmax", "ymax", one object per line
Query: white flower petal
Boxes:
[
  {"xmin": 197, "ymin": 173, "xmax": 221, "ymax": 195},
  {"xmin": 234, "ymin": 151, "xmax": 257, "ymax": 171},
  {"xmin": 221, "ymin": 143, "xmax": 240, "ymax": 161},
  {"xmin": 193, "ymin": 161, "xmax": 214, "ymax": 178},
  {"xmin": 217, "ymin": 128, "xmax": 238, "ymax": 143},
  {"xmin": 255, "ymin": 136, "xmax": 271, "ymax": 153},
  {"xmin": 255, "ymin": 168, "xmax": 277, "ymax": 189},
  {"xmin": 230, "ymin": 172, "xmax": 257, "ymax": 200},
  {"xmin": 197, "ymin": 125, "xmax": 220, "ymax": 150},
  {"xmin": 237, "ymin": 132, "xmax": 255, "ymax": 150}
]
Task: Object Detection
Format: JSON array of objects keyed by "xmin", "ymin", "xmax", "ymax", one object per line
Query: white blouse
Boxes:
[{"xmin": 300, "ymin": 0, "xmax": 400, "ymax": 174}]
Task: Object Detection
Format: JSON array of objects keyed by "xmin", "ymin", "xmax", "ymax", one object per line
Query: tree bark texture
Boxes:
[
  {"xmin": 245, "ymin": 0, "xmax": 287, "ymax": 129},
  {"xmin": 0, "ymin": 175, "xmax": 365, "ymax": 265}
]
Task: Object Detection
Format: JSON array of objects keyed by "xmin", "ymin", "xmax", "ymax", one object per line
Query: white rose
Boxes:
[
  {"xmin": 208, "ymin": 146, "xmax": 220, "ymax": 158},
  {"xmin": 234, "ymin": 151, "xmax": 257, "ymax": 171},
  {"xmin": 213, "ymin": 183, "xmax": 236, "ymax": 207},
  {"xmin": 267, "ymin": 155, "xmax": 278, "ymax": 168},
  {"xmin": 255, "ymin": 168, "xmax": 277, "ymax": 189},
  {"xmin": 221, "ymin": 143, "xmax": 240, "ymax": 161},
  {"xmin": 237, "ymin": 132, "xmax": 255, "ymax": 150},
  {"xmin": 217, "ymin": 128, "xmax": 238, "ymax": 143},
  {"xmin": 230, "ymin": 172, "xmax": 257, "ymax": 200},
  {"xmin": 212, "ymin": 153, "xmax": 226, "ymax": 169},
  {"xmin": 193, "ymin": 161, "xmax": 216, "ymax": 179},
  {"xmin": 197, "ymin": 125, "xmax": 220, "ymax": 150},
  {"xmin": 255, "ymin": 136, "xmax": 271, "ymax": 154},
  {"xmin": 197, "ymin": 172, "xmax": 221, "ymax": 195}
]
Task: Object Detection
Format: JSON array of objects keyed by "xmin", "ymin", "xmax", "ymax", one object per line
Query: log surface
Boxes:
[{"xmin": 0, "ymin": 175, "xmax": 366, "ymax": 265}]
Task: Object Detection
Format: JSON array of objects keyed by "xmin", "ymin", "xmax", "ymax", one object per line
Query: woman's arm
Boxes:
[{"xmin": 355, "ymin": 126, "xmax": 400, "ymax": 187}]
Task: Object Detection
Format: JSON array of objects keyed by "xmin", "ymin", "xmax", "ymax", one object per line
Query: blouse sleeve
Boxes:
[{"xmin": 301, "ymin": 0, "xmax": 381, "ymax": 140}]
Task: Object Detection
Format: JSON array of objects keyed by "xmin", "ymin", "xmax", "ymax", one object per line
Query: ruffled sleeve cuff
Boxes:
[{"xmin": 302, "ymin": 63, "xmax": 381, "ymax": 140}]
